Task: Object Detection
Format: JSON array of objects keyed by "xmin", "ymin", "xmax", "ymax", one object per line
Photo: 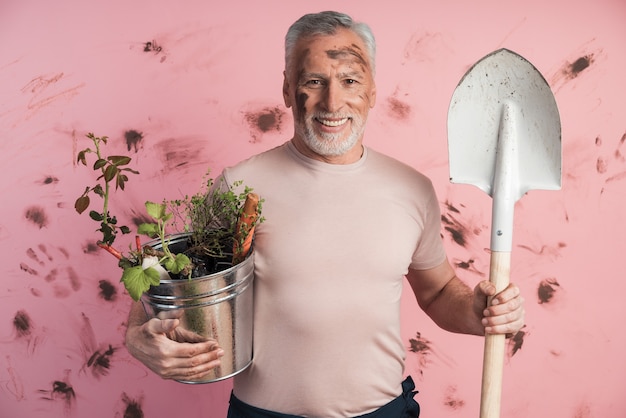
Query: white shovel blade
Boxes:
[{"xmin": 447, "ymin": 48, "xmax": 561, "ymax": 201}]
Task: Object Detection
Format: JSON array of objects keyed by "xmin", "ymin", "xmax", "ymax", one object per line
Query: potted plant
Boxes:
[{"xmin": 75, "ymin": 132, "xmax": 262, "ymax": 382}]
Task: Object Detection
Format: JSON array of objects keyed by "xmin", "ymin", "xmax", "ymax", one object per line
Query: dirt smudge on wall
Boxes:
[
  {"xmin": 98, "ymin": 280, "xmax": 117, "ymax": 302},
  {"xmin": 508, "ymin": 328, "xmax": 526, "ymax": 357},
  {"xmin": 38, "ymin": 371, "xmax": 76, "ymax": 413},
  {"xmin": 443, "ymin": 385, "xmax": 466, "ymax": 410},
  {"xmin": 125, "ymin": 130, "xmax": 144, "ymax": 152},
  {"xmin": 25, "ymin": 206, "xmax": 49, "ymax": 228},
  {"xmin": 386, "ymin": 94, "xmax": 411, "ymax": 121},
  {"xmin": 242, "ymin": 105, "xmax": 286, "ymax": 143},
  {"xmin": 538, "ymin": 277, "xmax": 560, "ymax": 304},
  {"xmin": 121, "ymin": 393, "xmax": 145, "ymax": 418}
]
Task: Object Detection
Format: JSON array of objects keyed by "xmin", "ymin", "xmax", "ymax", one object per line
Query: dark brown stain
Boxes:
[
  {"xmin": 243, "ymin": 106, "xmax": 286, "ymax": 143},
  {"xmin": 408, "ymin": 332, "xmax": 433, "ymax": 377},
  {"xmin": 443, "ymin": 224, "xmax": 466, "ymax": 247},
  {"xmin": 20, "ymin": 262, "xmax": 38, "ymax": 275},
  {"xmin": 538, "ymin": 277, "xmax": 560, "ymax": 304},
  {"xmin": 125, "ymin": 130, "xmax": 143, "ymax": 153},
  {"xmin": 83, "ymin": 241, "xmax": 99, "ymax": 253},
  {"xmin": 387, "ymin": 96, "xmax": 411, "ymax": 121},
  {"xmin": 440, "ymin": 201, "xmax": 482, "ymax": 249},
  {"xmin": 508, "ymin": 328, "xmax": 526, "ymax": 357},
  {"xmin": 13, "ymin": 310, "xmax": 32, "ymax": 337},
  {"xmin": 443, "ymin": 385, "xmax": 466, "ymax": 410},
  {"xmin": 98, "ymin": 279, "xmax": 117, "ymax": 301},
  {"xmin": 408, "ymin": 332, "xmax": 432, "ymax": 354},
  {"xmin": 87, "ymin": 344, "xmax": 116, "ymax": 376},
  {"xmin": 570, "ymin": 56, "xmax": 592, "ymax": 76},
  {"xmin": 296, "ymin": 92, "xmax": 309, "ymax": 124},
  {"xmin": 325, "ymin": 45, "xmax": 368, "ymax": 72},
  {"xmin": 39, "ymin": 380, "xmax": 76, "ymax": 409},
  {"xmin": 25, "ymin": 206, "xmax": 49, "ymax": 228},
  {"xmin": 143, "ymin": 40, "xmax": 162, "ymax": 53},
  {"xmin": 39, "ymin": 175, "xmax": 59, "ymax": 185},
  {"xmin": 121, "ymin": 393, "xmax": 144, "ymax": 418}
]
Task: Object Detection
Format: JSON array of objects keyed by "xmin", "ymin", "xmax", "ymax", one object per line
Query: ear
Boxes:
[
  {"xmin": 369, "ymin": 81, "xmax": 377, "ymax": 108},
  {"xmin": 282, "ymin": 71, "xmax": 292, "ymax": 108}
]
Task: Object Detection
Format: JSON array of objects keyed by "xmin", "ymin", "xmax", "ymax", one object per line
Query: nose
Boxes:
[{"xmin": 321, "ymin": 81, "xmax": 343, "ymax": 113}]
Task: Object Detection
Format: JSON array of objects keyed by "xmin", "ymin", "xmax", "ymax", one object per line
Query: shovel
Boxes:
[{"xmin": 447, "ymin": 48, "xmax": 561, "ymax": 418}]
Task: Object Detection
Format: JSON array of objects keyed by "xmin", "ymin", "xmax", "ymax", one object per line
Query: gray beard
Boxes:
[{"xmin": 297, "ymin": 114, "xmax": 366, "ymax": 157}]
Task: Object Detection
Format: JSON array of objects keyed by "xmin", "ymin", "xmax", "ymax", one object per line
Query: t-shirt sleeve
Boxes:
[{"xmin": 410, "ymin": 183, "xmax": 447, "ymax": 270}]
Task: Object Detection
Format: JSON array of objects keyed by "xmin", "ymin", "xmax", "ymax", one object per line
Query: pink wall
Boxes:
[{"xmin": 1, "ymin": 0, "xmax": 625, "ymax": 417}]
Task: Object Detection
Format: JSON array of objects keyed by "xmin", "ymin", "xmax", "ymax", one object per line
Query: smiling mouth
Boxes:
[{"xmin": 316, "ymin": 117, "xmax": 349, "ymax": 127}]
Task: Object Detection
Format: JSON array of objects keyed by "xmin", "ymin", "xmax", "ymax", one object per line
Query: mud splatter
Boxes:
[
  {"xmin": 508, "ymin": 328, "xmax": 526, "ymax": 357},
  {"xmin": 25, "ymin": 206, "xmax": 49, "ymax": 228},
  {"xmin": 13, "ymin": 311, "xmax": 32, "ymax": 337},
  {"xmin": 21, "ymin": 73, "xmax": 85, "ymax": 117},
  {"xmin": 5, "ymin": 356, "xmax": 25, "ymax": 401},
  {"xmin": 386, "ymin": 95, "xmax": 411, "ymax": 121},
  {"xmin": 21, "ymin": 245, "xmax": 80, "ymax": 297},
  {"xmin": 83, "ymin": 241, "xmax": 99, "ymax": 254},
  {"xmin": 125, "ymin": 130, "xmax": 144, "ymax": 153},
  {"xmin": 121, "ymin": 393, "xmax": 144, "ymax": 418},
  {"xmin": 518, "ymin": 242, "xmax": 566, "ymax": 260},
  {"xmin": 38, "ymin": 175, "xmax": 59, "ymax": 185},
  {"xmin": 573, "ymin": 401, "xmax": 592, "ymax": 418},
  {"xmin": 443, "ymin": 385, "xmax": 466, "ymax": 410},
  {"xmin": 98, "ymin": 279, "xmax": 117, "ymax": 302},
  {"xmin": 538, "ymin": 278, "xmax": 560, "ymax": 304},
  {"xmin": 452, "ymin": 258, "xmax": 483, "ymax": 276},
  {"xmin": 87, "ymin": 344, "xmax": 116, "ymax": 376},
  {"xmin": 551, "ymin": 45, "xmax": 603, "ymax": 92},
  {"xmin": 242, "ymin": 106, "xmax": 285, "ymax": 143},
  {"xmin": 408, "ymin": 332, "xmax": 433, "ymax": 377},
  {"xmin": 440, "ymin": 201, "xmax": 483, "ymax": 249},
  {"xmin": 78, "ymin": 313, "xmax": 117, "ymax": 378},
  {"xmin": 143, "ymin": 40, "xmax": 163, "ymax": 53},
  {"xmin": 38, "ymin": 376, "xmax": 76, "ymax": 412},
  {"xmin": 597, "ymin": 132, "xmax": 626, "ymax": 193},
  {"xmin": 154, "ymin": 136, "xmax": 205, "ymax": 174}
]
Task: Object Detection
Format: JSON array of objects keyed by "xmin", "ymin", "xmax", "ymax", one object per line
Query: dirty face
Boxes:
[{"xmin": 283, "ymin": 28, "xmax": 377, "ymax": 163}]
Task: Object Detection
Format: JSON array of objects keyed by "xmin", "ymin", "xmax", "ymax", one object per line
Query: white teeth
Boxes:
[{"xmin": 319, "ymin": 118, "xmax": 348, "ymax": 127}]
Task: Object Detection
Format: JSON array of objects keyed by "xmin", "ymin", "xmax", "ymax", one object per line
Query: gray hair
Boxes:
[{"xmin": 284, "ymin": 11, "xmax": 376, "ymax": 76}]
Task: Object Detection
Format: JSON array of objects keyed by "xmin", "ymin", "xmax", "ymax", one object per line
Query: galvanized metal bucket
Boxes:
[{"xmin": 140, "ymin": 233, "xmax": 254, "ymax": 384}]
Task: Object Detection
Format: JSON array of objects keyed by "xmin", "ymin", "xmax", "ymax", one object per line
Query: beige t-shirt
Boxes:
[{"xmin": 223, "ymin": 141, "xmax": 445, "ymax": 417}]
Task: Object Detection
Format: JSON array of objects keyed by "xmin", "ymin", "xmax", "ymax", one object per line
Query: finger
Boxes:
[
  {"xmin": 161, "ymin": 345, "xmax": 225, "ymax": 380},
  {"xmin": 145, "ymin": 317, "xmax": 180, "ymax": 335},
  {"xmin": 490, "ymin": 284, "xmax": 521, "ymax": 305}
]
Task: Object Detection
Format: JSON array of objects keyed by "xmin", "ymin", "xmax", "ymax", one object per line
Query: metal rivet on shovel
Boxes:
[{"xmin": 447, "ymin": 48, "xmax": 562, "ymax": 418}]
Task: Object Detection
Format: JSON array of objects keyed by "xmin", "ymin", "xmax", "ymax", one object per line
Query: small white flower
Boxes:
[{"xmin": 141, "ymin": 255, "xmax": 170, "ymax": 281}]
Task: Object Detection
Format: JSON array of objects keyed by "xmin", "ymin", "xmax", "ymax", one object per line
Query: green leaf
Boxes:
[
  {"xmin": 75, "ymin": 195, "xmax": 90, "ymax": 214},
  {"xmin": 93, "ymin": 158, "xmax": 107, "ymax": 170},
  {"xmin": 164, "ymin": 253, "xmax": 191, "ymax": 274},
  {"xmin": 109, "ymin": 155, "xmax": 131, "ymax": 166},
  {"xmin": 137, "ymin": 222, "xmax": 159, "ymax": 238},
  {"xmin": 104, "ymin": 165, "xmax": 118, "ymax": 182},
  {"xmin": 120, "ymin": 225, "xmax": 131, "ymax": 234},
  {"xmin": 77, "ymin": 150, "xmax": 87, "ymax": 165},
  {"xmin": 93, "ymin": 184, "xmax": 104, "ymax": 197},
  {"xmin": 121, "ymin": 265, "xmax": 161, "ymax": 301},
  {"xmin": 89, "ymin": 210, "xmax": 103, "ymax": 221},
  {"xmin": 145, "ymin": 201, "xmax": 167, "ymax": 220}
]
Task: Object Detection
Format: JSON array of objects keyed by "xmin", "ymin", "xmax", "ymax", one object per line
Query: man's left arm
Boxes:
[{"xmin": 406, "ymin": 259, "xmax": 525, "ymax": 336}]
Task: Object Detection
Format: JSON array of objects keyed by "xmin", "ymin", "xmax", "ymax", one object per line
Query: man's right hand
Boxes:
[{"xmin": 125, "ymin": 303, "xmax": 224, "ymax": 381}]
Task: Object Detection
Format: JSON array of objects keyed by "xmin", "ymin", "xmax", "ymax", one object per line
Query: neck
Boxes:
[{"xmin": 290, "ymin": 137, "xmax": 364, "ymax": 165}]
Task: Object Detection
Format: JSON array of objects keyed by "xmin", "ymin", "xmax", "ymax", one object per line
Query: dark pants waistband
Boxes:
[{"xmin": 227, "ymin": 376, "xmax": 420, "ymax": 418}]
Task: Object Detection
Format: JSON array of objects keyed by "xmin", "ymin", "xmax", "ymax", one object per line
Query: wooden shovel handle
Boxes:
[
  {"xmin": 480, "ymin": 250, "xmax": 511, "ymax": 418},
  {"xmin": 232, "ymin": 193, "xmax": 259, "ymax": 265}
]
